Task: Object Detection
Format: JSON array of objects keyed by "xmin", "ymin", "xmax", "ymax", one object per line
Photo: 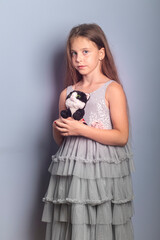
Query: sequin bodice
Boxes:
[{"xmin": 66, "ymin": 80, "xmax": 114, "ymax": 130}]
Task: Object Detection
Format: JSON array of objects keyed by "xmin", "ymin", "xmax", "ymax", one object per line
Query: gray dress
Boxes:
[{"xmin": 41, "ymin": 79, "xmax": 135, "ymax": 240}]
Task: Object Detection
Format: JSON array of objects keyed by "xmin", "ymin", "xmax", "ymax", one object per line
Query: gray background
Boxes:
[{"xmin": 0, "ymin": 0, "xmax": 160, "ymax": 239}]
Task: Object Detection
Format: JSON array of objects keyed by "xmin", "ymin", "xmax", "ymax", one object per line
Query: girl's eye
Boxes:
[
  {"xmin": 71, "ymin": 51, "xmax": 77, "ymax": 56},
  {"xmin": 83, "ymin": 50, "xmax": 88, "ymax": 54}
]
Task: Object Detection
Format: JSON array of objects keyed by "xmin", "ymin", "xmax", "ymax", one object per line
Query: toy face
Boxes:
[
  {"xmin": 61, "ymin": 90, "xmax": 90, "ymax": 121},
  {"xmin": 67, "ymin": 90, "xmax": 90, "ymax": 102},
  {"xmin": 70, "ymin": 92, "xmax": 81, "ymax": 102},
  {"xmin": 66, "ymin": 91, "xmax": 86, "ymax": 111}
]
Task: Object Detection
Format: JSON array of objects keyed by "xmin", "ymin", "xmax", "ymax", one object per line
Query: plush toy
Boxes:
[{"xmin": 60, "ymin": 90, "xmax": 90, "ymax": 124}]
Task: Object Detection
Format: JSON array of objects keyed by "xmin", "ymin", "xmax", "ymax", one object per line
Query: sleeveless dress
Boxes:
[{"xmin": 41, "ymin": 79, "xmax": 135, "ymax": 240}]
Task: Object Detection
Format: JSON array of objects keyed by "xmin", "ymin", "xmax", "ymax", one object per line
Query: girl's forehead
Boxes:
[{"xmin": 70, "ymin": 36, "xmax": 97, "ymax": 50}]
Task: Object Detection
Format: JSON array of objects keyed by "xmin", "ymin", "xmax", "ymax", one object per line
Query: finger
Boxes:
[
  {"xmin": 67, "ymin": 117, "xmax": 73, "ymax": 120},
  {"xmin": 55, "ymin": 126, "xmax": 68, "ymax": 133},
  {"xmin": 61, "ymin": 132, "xmax": 69, "ymax": 136},
  {"xmin": 52, "ymin": 119, "xmax": 60, "ymax": 126},
  {"xmin": 61, "ymin": 117, "xmax": 73, "ymax": 123},
  {"xmin": 60, "ymin": 117, "xmax": 68, "ymax": 123},
  {"xmin": 55, "ymin": 121, "xmax": 67, "ymax": 128}
]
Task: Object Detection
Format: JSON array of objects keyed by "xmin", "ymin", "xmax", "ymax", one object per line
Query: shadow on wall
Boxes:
[{"xmin": 30, "ymin": 45, "xmax": 66, "ymax": 240}]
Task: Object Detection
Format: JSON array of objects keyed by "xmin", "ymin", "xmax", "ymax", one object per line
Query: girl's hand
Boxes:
[{"xmin": 54, "ymin": 117, "xmax": 86, "ymax": 137}]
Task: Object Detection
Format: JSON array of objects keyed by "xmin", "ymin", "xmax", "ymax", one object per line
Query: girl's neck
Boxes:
[
  {"xmin": 80, "ymin": 72, "xmax": 109, "ymax": 87},
  {"xmin": 74, "ymin": 72, "xmax": 111, "ymax": 93}
]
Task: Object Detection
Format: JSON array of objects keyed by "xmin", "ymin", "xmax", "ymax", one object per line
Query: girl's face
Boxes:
[{"xmin": 70, "ymin": 36, "xmax": 104, "ymax": 76}]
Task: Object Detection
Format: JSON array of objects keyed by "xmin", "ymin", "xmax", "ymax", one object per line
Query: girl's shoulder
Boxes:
[
  {"xmin": 60, "ymin": 87, "xmax": 67, "ymax": 97},
  {"xmin": 105, "ymin": 81, "xmax": 126, "ymax": 103},
  {"xmin": 59, "ymin": 84, "xmax": 73, "ymax": 100},
  {"xmin": 106, "ymin": 80, "xmax": 124, "ymax": 94},
  {"xmin": 107, "ymin": 80, "xmax": 121, "ymax": 88}
]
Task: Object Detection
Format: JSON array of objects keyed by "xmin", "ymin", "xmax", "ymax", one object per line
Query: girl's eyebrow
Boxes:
[{"xmin": 71, "ymin": 48, "xmax": 91, "ymax": 51}]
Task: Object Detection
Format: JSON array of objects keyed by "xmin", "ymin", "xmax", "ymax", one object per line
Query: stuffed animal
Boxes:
[{"xmin": 60, "ymin": 90, "xmax": 90, "ymax": 123}]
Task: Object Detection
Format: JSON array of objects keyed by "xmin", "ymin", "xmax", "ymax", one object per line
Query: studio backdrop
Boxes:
[{"xmin": 0, "ymin": 0, "xmax": 160, "ymax": 239}]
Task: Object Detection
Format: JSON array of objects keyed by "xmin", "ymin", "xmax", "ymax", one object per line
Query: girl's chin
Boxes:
[
  {"xmin": 77, "ymin": 71, "xmax": 88, "ymax": 76},
  {"xmin": 76, "ymin": 68, "xmax": 88, "ymax": 74},
  {"xmin": 77, "ymin": 68, "xmax": 87, "ymax": 72}
]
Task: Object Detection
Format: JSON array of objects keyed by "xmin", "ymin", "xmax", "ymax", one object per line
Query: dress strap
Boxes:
[
  {"xmin": 105, "ymin": 79, "xmax": 115, "ymax": 87},
  {"xmin": 103, "ymin": 79, "xmax": 115, "ymax": 93},
  {"xmin": 66, "ymin": 85, "xmax": 73, "ymax": 95},
  {"xmin": 91, "ymin": 79, "xmax": 115, "ymax": 101}
]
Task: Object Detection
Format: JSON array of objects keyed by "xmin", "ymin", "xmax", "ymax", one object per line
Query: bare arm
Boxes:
[{"xmin": 53, "ymin": 88, "xmax": 67, "ymax": 146}]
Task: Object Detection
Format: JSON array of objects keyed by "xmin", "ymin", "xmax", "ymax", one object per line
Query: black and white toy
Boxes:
[{"xmin": 60, "ymin": 90, "xmax": 90, "ymax": 123}]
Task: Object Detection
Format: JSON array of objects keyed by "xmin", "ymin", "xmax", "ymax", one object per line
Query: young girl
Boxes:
[{"xmin": 41, "ymin": 23, "xmax": 135, "ymax": 240}]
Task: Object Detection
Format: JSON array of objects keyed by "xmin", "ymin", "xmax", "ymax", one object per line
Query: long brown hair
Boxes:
[
  {"xmin": 64, "ymin": 23, "xmax": 132, "ymax": 142},
  {"xmin": 65, "ymin": 23, "xmax": 121, "ymax": 87}
]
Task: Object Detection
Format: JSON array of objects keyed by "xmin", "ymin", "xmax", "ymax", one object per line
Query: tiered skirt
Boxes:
[{"xmin": 41, "ymin": 136, "xmax": 135, "ymax": 240}]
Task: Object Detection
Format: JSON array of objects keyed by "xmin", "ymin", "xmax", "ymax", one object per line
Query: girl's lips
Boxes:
[{"xmin": 78, "ymin": 65, "xmax": 86, "ymax": 68}]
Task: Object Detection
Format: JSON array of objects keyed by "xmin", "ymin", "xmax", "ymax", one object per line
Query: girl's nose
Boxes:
[{"xmin": 76, "ymin": 53, "xmax": 82, "ymax": 62}]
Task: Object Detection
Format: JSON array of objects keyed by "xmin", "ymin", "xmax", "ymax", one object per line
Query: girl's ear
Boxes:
[{"xmin": 99, "ymin": 47, "xmax": 105, "ymax": 60}]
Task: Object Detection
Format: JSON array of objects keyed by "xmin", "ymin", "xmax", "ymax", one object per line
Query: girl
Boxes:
[{"xmin": 41, "ymin": 23, "xmax": 135, "ymax": 240}]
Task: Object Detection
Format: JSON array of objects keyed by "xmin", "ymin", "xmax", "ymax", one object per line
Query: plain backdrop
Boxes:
[{"xmin": 0, "ymin": 0, "xmax": 160, "ymax": 239}]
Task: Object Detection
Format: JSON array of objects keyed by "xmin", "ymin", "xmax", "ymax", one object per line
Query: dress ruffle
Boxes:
[
  {"xmin": 42, "ymin": 200, "xmax": 134, "ymax": 225},
  {"xmin": 42, "ymin": 136, "xmax": 135, "ymax": 240},
  {"xmin": 55, "ymin": 136, "xmax": 134, "ymax": 164},
  {"xmin": 44, "ymin": 219, "xmax": 134, "ymax": 240},
  {"xmin": 49, "ymin": 156, "xmax": 135, "ymax": 179},
  {"xmin": 42, "ymin": 175, "xmax": 134, "ymax": 205}
]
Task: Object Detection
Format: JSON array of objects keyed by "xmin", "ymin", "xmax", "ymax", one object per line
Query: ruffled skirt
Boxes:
[{"xmin": 41, "ymin": 136, "xmax": 135, "ymax": 240}]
